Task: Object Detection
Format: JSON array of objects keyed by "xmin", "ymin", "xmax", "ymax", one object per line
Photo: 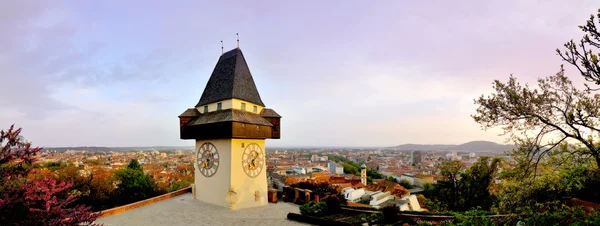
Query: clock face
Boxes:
[
  {"xmin": 196, "ymin": 142, "xmax": 219, "ymax": 177},
  {"xmin": 242, "ymin": 143, "xmax": 264, "ymax": 178}
]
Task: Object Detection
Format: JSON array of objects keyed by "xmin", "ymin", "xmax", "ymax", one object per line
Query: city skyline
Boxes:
[{"xmin": 1, "ymin": 1, "xmax": 598, "ymax": 147}]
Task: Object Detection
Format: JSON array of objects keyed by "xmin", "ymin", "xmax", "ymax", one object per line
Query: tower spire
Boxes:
[
  {"xmin": 221, "ymin": 40, "xmax": 224, "ymax": 55},
  {"xmin": 236, "ymin": 33, "xmax": 239, "ymax": 48}
]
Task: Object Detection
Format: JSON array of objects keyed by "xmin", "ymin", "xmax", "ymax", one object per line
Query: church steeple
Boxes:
[{"xmin": 196, "ymin": 48, "xmax": 265, "ymax": 107}]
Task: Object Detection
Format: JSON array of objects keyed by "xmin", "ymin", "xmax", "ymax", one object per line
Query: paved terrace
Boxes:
[{"xmin": 96, "ymin": 193, "xmax": 306, "ymax": 226}]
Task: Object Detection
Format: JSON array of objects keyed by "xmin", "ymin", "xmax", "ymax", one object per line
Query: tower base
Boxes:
[{"xmin": 194, "ymin": 139, "xmax": 268, "ymax": 210}]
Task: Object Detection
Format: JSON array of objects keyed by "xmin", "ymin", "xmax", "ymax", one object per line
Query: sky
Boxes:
[{"xmin": 0, "ymin": 1, "xmax": 598, "ymax": 148}]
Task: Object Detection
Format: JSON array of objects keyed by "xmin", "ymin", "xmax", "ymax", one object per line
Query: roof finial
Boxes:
[
  {"xmin": 221, "ymin": 40, "xmax": 224, "ymax": 55},
  {"xmin": 236, "ymin": 33, "xmax": 239, "ymax": 48}
]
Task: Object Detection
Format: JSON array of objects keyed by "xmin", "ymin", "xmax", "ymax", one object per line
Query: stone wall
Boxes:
[{"xmin": 96, "ymin": 187, "xmax": 192, "ymax": 218}]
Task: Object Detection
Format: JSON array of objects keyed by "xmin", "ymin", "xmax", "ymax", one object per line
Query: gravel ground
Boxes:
[{"xmin": 96, "ymin": 193, "xmax": 307, "ymax": 226}]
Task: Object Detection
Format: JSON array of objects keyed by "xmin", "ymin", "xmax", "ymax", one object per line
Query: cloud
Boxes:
[
  {"xmin": 1, "ymin": 0, "xmax": 598, "ymax": 147},
  {"xmin": 0, "ymin": 2, "xmax": 191, "ymax": 122}
]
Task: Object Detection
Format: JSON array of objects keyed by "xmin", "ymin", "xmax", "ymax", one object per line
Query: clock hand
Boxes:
[{"xmin": 249, "ymin": 152, "xmax": 260, "ymax": 169}]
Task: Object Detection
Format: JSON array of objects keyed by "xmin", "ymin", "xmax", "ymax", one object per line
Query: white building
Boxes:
[
  {"xmin": 327, "ymin": 161, "xmax": 345, "ymax": 175},
  {"xmin": 369, "ymin": 191, "xmax": 393, "ymax": 208},
  {"xmin": 400, "ymin": 195, "xmax": 423, "ymax": 211},
  {"xmin": 335, "ymin": 166, "xmax": 344, "ymax": 174},
  {"xmin": 399, "ymin": 173, "xmax": 415, "ymax": 185},
  {"xmin": 311, "ymin": 155, "xmax": 319, "ymax": 162},
  {"xmin": 341, "ymin": 187, "xmax": 365, "ymax": 202},
  {"xmin": 292, "ymin": 168, "xmax": 306, "ymax": 174}
]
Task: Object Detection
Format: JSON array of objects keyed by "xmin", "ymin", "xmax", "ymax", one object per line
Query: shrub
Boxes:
[
  {"xmin": 382, "ymin": 204, "xmax": 400, "ymax": 222},
  {"xmin": 168, "ymin": 180, "xmax": 191, "ymax": 192},
  {"xmin": 341, "ymin": 205, "xmax": 377, "ymax": 211},
  {"xmin": 86, "ymin": 159, "xmax": 104, "ymax": 166},
  {"xmin": 40, "ymin": 160, "xmax": 69, "ymax": 171},
  {"xmin": 399, "ymin": 179, "xmax": 413, "ymax": 189},
  {"xmin": 368, "ymin": 212, "xmax": 384, "ymax": 222},
  {"xmin": 452, "ymin": 210, "xmax": 496, "ymax": 226},
  {"xmin": 300, "ymin": 201, "xmax": 328, "ymax": 217},
  {"xmin": 416, "ymin": 194, "xmax": 427, "ymax": 206},
  {"xmin": 335, "ymin": 193, "xmax": 348, "ymax": 205},
  {"xmin": 424, "ymin": 199, "xmax": 448, "ymax": 212},
  {"xmin": 113, "ymin": 167, "xmax": 158, "ymax": 205},
  {"xmin": 323, "ymin": 195, "xmax": 342, "ymax": 213},
  {"xmin": 0, "ymin": 125, "xmax": 99, "ymax": 225},
  {"xmin": 517, "ymin": 202, "xmax": 600, "ymax": 226}
]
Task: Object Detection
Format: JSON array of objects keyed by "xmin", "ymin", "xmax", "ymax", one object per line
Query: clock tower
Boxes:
[{"xmin": 178, "ymin": 48, "xmax": 281, "ymax": 210}]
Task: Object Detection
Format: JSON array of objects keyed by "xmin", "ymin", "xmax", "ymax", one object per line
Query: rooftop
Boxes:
[
  {"xmin": 96, "ymin": 193, "xmax": 305, "ymax": 226},
  {"xmin": 187, "ymin": 109, "xmax": 273, "ymax": 126},
  {"xmin": 196, "ymin": 48, "xmax": 265, "ymax": 107}
]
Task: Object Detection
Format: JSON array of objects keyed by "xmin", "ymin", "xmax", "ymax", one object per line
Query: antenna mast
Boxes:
[
  {"xmin": 236, "ymin": 33, "xmax": 240, "ymax": 48},
  {"xmin": 221, "ymin": 40, "xmax": 224, "ymax": 55}
]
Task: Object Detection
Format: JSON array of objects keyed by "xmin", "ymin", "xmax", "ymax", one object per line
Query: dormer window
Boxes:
[
  {"xmin": 253, "ymin": 105, "xmax": 257, "ymax": 113},
  {"xmin": 217, "ymin": 102, "xmax": 222, "ymax": 111},
  {"xmin": 241, "ymin": 102, "xmax": 246, "ymax": 111},
  {"xmin": 204, "ymin": 106, "xmax": 208, "ymax": 113}
]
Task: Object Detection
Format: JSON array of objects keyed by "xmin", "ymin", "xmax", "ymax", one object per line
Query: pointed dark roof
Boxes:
[{"xmin": 195, "ymin": 48, "xmax": 265, "ymax": 107}]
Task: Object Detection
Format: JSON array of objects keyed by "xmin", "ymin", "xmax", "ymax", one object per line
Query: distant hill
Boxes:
[
  {"xmin": 391, "ymin": 141, "xmax": 516, "ymax": 153},
  {"xmin": 454, "ymin": 141, "xmax": 516, "ymax": 152},
  {"xmin": 392, "ymin": 144, "xmax": 455, "ymax": 151}
]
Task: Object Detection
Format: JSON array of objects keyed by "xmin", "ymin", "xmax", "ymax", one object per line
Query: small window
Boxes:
[
  {"xmin": 241, "ymin": 102, "xmax": 246, "ymax": 111},
  {"xmin": 203, "ymin": 106, "xmax": 208, "ymax": 113},
  {"xmin": 217, "ymin": 102, "xmax": 222, "ymax": 111},
  {"xmin": 253, "ymin": 105, "xmax": 257, "ymax": 113}
]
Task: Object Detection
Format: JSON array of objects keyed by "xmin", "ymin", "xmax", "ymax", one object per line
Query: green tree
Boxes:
[
  {"xmin": 341, "ymin": 162, "xmax": 359, "ymax": 175},
  {"xmin": 557, "ymin": 9, "xmax": 600, "ymax": 89},
  {"xmin": 367, "ymin": 169, "xmax": 384, "ymax": 180},
  {"xmin": 472, "ymin": 68, "xmax": 600, "ymax": 170},
  {"xmin": 127, "ymin": 159, "xmax": 143, "ymax": 171},
  {"xmin": 40, "ymin": 160, "xmax": 68, "ymax": 171},
  {"xmin": 385, "ymin": 175, "xmax": 398, "ymax": 183},
  {"xmin": 428, "ymin": 161, "xmax": 464, "ymax": 210},
  {"xmin": 433, "ymin": 160, "xmax": 464, "ymax": 210},
  {"xmin": 399, "ymin": 179, "xmax": 413, "ymax": 189},
  {"xmin": 422, "ymin": 183, "xmax": 434, "ymax": 198},
  {"xmin": 168, "ymin": 181, "xmax": 191, "ymax": 192},
  {"xmin": 459, "ymin": 157, "xmax": 501, "ymax": 211},
  {"xmin": 439, "ymin": 160, "xmax": 464, "ymax": 189},
  {"xmin": 470, "ymin": 10, "xmax": 600, "ymax": 220},
  {"xmin": 429, "ymin": 158, "xmax": 501, "ymax": 211},
  {"xmin": 113, "ymin": 159, "xmax": 157, "ymax": 205},
  {"xmin": 497, "ymin": 149, "xmax": 600, "ymax": 211},
  {"xmin": 86, "ymin": 159, "xmax": 104, "ymax": 166}
]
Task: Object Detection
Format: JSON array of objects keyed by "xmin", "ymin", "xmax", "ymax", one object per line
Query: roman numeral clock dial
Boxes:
[
  {"xmin": 196, "ymin": 142, "xmax": 219, "ymax": 177},
  {"xmin": 242, "ymin": 143, "xmax": 264, "ymax": 178}
]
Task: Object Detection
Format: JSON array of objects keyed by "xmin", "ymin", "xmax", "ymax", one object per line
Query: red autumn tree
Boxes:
[{"xmin": 0, "ymin": 125, "xmax": 99, "ymax": 226}]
